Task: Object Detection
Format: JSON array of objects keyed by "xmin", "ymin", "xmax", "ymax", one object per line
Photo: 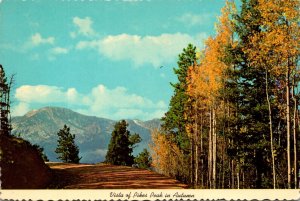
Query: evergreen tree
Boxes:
[
  {"xmin": 55, "ymin": 125, "xmax": 81, "ymax": 163},
  {"xmin": 160, "ymin": 44, "xmax": 197, "ymax": 184},
  {"xmin": 129, "ymin": 133, "xmax": 142, "ymax": 149},
  {"xmin": 225, "ymin": 1, "xmax": 266, "ymax": 188},
  {"xmin": 134, "ymin": 148, "xmax": 152, "ymax": 169},
  {"xmin": 151, "ymin": 0, "xmax": 299, "ymax": 189},
  {"xmin": 105, "ymin": 120, "xmax": 141, "ymax": 166},
  {"xmin": 223, "ymin": 0, "xmax": 294, "ymax": 188},
  {"xmin": 162, "ymin": 44, "xmax": 197, "ymax": 152},
  {"xmin": 0, "ymin": 65, "xmax": 13, "ymax": 136}
]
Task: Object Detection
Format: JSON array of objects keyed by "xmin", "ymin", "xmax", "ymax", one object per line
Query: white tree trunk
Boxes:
[
  {"xmin": 265, "ymin": 70, "xmax": 276, "ymax": 189},
  {"xmin": 287, "ymin": 67, "xmax": 291, "ymax": 189}
]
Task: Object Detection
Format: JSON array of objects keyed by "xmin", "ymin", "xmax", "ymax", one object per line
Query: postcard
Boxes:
[{"xmin": 0, "ymin": 0, "xmax": 299, "ymax": 200}]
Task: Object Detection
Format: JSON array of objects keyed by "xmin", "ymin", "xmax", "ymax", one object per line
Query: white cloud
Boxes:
[
  {"xmin": 30, "ymin": 33, "xmax": 55, "ymax": 46},
  {"xmin": 11, "ymin": 102, "xmax": 30, "ymax": 117},
  {"xmin": 82, "ymin": 84, "xmax": 166, "ymax": 120},
  {"xmin": 4, "ymin": 33, "xmax": 56, "ymax": 55},
  {"xmin": 50, "ymin": 47, "xmax": 69, "ymax": 55},
  {"xmin": 71, "ymin": 17, "xmax": 96, "ymax": 37},
  {"xmin": 76, "ymin": 32, "xmax": 207, "ymax": 67},
  {"xmin": 76, "ymin": 40, "xmax": 99, "ymax": 50},
  {"xmin": 12, "ymin": 84, "xmax": 167, "ymax": 120},
  {"xmin": 14, "ymin": 85, "xmax": 81, "ymax": 104},
  {"xmin": 67, "ymin": 88, "xmax": 79, "ymax": 102},
  {"xmin": 177, "ymin": 13, "xmax": 213, "ymax": 26},
  {"xmin": 47, "ymin": 46, "xmax": 70, "ymax": 61}
]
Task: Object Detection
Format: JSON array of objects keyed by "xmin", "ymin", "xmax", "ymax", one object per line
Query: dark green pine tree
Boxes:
[
  {"xmin": 223, "ymin": 0, "xmax": 279, "ymax": 188},
  {"xmin": 0, "ymin": 65, "xmax": 13, "ymax": 136},
  {"xmin": 161, "ymin": 43, "xmax": 197, "ymax": 153},
  {"xmin": 134, "ymin": 148, "xmax": 152, "ymax": 169},
  {"xmin": 55, "ymin": 125, "xmax": 81, "ymax": 163},
  {"xmin": 105, "ymin": 120, "xmax": 141, "ymax": 166}
]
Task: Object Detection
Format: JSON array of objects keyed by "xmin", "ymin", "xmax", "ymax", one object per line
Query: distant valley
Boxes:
[{"xmin": 11, "ymin": 107, "xmax": 161, "ymax": 163}]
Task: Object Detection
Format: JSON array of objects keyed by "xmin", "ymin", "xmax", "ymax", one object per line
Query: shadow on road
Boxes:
[{"xmin": 47, "ymin": 163, "xmax": 187, "ymax": 189}]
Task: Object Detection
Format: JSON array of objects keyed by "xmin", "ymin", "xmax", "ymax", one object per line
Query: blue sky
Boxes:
[{"xmin": 1, "ymin": 0, "xmax": 233, "ymax": 120}]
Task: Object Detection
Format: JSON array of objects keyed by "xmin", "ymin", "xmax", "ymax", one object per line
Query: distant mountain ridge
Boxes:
[{"xmin": 11, "ymin": 107, "xmax": 161, "ymax": 163}]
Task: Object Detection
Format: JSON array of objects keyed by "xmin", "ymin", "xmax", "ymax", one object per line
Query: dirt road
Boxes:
[{"xmin": 47, "ymin": 163, "xmax": 187, "ymax": 189}]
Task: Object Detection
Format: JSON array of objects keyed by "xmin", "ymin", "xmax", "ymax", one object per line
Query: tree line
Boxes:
[
  {"xmin": 54, "ymin": 119, "xmax": 152, "ymax": 168},
  {"xmin": 151, "ymin": 0, "xmax": 300, "ymax": 189},
  {"xmin": 42, "ymin": 120, "xmax": 152, "ymax": 168},
  {"xmin": 54, "ymin": 120, "xmax": 152, "ymax": 168}
]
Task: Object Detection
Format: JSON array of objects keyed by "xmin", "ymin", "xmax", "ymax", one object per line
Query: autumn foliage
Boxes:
[{"xmin": 151, "ymin": 0, "xmax": 300, "ymax": 189}]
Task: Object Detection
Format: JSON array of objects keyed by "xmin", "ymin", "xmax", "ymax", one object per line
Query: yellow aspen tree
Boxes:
[
  {"xmin": 150, "ymin": 129, "xmax": 184, "ymax": 178},
  {"xmin": 186, "ymin": 0, "xmax": 236, "ymax": 188},
  {"xmin": 246, "ymin": 0, "xmax": 300, "ymax": 188}
]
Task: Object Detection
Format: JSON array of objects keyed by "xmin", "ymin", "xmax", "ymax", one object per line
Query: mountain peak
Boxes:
[
  {"xmin": 24, "ymin": 106, "xmax": 80, "ymax": 118},
  {"xmin": 25, "ymin": 109, "xmax": 39, "ymax": 118},
  {"xmin": 12, "ymin": 106, "xmax": 161, "ymax": 164},
  {"xmin": 38, "ymin": 106, "xmax": 74, "ymax": 113}
]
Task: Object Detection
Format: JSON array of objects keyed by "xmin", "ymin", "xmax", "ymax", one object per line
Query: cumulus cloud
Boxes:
[
  {"xmin": 21, "ymin": 33, "xmax": 55, "ymax": 53},
  {"xmin": 82, "ymin": 85, "xmax": 166, "ymax": 119},
  {"xmin": 11, "ymin": 102, "xmax": 30, "ymax": 117},
  {"xmin": 71, "ymin": 17, "xmax": 96, "ymax": 38},
  {"xmin": 14, "ymin": 85, "xmax": 82, "ymax": 104},
  {"xmin": 30, "ymin": 33, "xmax": 55, "ymax": 46},
  {"xmin": 47, "ymin": 46, "xmax": 70, "ymax": 60},
  {"xmin": 76, "ymin": 33, "xmax": 207, "ymax": 67},
  {"xmin": 12, "ymin": 84, "xmax": 167, "ymax": 120},
  {"xmin": 50, "ymin": 47, "xmax": 69, "ymax": 55},
  {"xmin": 76, "ymin": 40, "xmax": 100, "ymax": 50},
  {"xmin": 177, "ymin": 13, "xmax": 213, "ymax": 26}
]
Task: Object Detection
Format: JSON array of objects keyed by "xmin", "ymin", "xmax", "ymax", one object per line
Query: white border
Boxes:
[
  {"xmin": 2, "ymin": 1, "xmax": 300, "ymax": 201},
  {"xmin": 1, "ymin": 189, "xmax": 300, "ymax": 200}
]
